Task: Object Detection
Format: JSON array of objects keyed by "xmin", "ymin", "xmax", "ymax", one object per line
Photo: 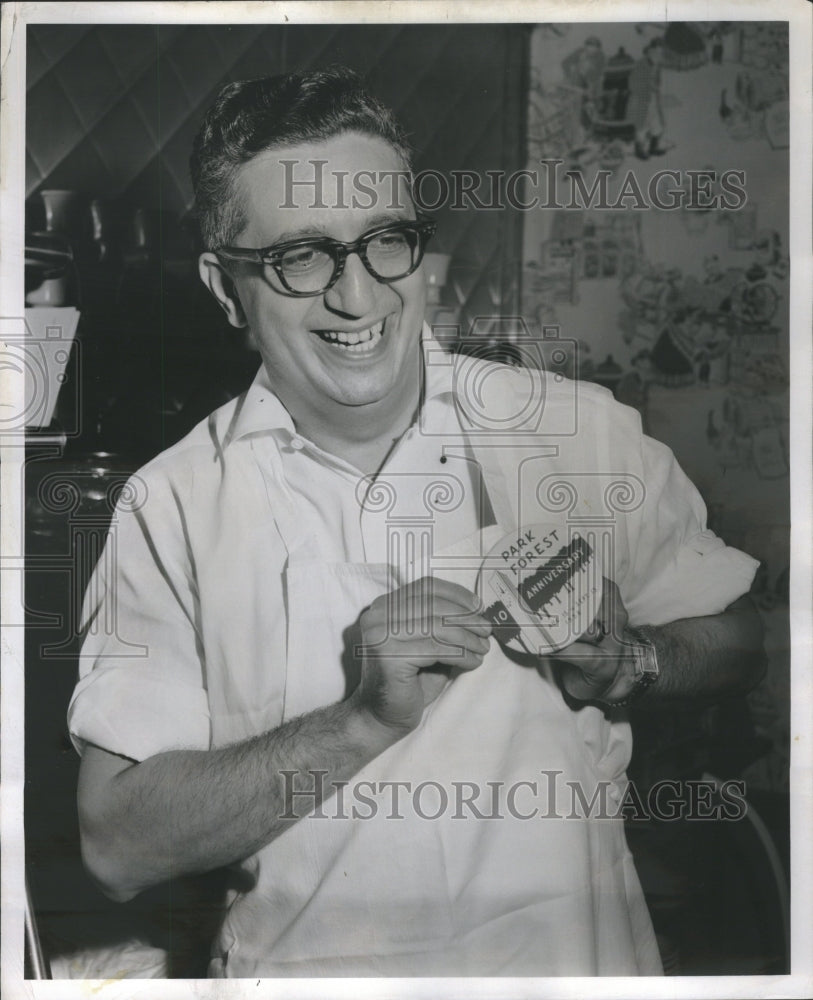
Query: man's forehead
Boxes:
[
  {"xmin": 234, "ymin": 132, "xmax": 415, "ymax": 240},
  {"xmin": 239, "ymin": 133, "xmax": 410, "ymax": 195}
]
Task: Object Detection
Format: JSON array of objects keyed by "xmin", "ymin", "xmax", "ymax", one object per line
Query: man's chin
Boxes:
[
  {"xmin": 327, "ymin": 383, "xmax": 401, "ymax": 409},
  {"xmin": 324, "ymin": 353, "xmax": 421, "ymax": 409}
]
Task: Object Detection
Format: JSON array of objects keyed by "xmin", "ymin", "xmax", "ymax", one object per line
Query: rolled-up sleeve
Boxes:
[
  {"xmin": 68, "ymin": 471, "xmax": 211, "ymax": 762},
  {"xmin": 622, "ymin": 431, "xmax": 759, "ymax": 627}
]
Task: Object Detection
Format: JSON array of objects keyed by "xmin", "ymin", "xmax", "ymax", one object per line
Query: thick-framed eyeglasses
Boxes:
[{"xmin": 216, "ymin": 217, "xmax": 437, "ymax": 297}]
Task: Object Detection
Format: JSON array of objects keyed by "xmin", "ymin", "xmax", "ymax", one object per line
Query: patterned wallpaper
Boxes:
[{"xmin": 522, "ymin": 21, "xmax": 790, "ymax": 793}]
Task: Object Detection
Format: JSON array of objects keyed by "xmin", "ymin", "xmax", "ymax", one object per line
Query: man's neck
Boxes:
[
  {"xmin": 278, "ymin": 347, "xmax": 424, "ymax": 476},
  {"xmin": 296, "ymin": 401, "xmax": 419, "ymax": 475}
]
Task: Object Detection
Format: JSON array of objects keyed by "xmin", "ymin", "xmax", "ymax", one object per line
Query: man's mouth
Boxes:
[{"xmin": 315, "ymin": 320, "xmax": 385, "ymax": 354}]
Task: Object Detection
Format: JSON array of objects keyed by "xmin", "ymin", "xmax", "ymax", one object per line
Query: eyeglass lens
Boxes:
[{"xmin": 274, "ymin": 227, "xmax": 420, "ymax": 294}]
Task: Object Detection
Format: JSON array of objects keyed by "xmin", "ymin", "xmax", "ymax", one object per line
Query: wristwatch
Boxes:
[{"xmin": 605, "ymin": 624, "xmax": 659, "ymax": 707}]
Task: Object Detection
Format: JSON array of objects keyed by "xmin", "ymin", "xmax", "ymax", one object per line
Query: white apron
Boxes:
[{"xmin": 209, "ymin": 433, "xmax": 663, "ymax": 978}]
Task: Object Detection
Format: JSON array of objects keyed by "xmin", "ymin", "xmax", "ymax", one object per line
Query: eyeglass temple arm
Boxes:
[{"xmin": 216, "ymin": 247, "xmax": 264, "ymax": 263}]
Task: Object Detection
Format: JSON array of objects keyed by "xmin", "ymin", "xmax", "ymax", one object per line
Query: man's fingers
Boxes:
[
  {"xmin": 365, "ymin": 588, "xmax": 491, "ymax": 636},
  {"xmin": 556, "ymin": 639, "xmax": 601, "ymax": 661},
  {"xmin": 408, "ymin": 633, "xmax": 490, "ymax": 671},
  {"xmin": 555, "ymin": 641, "xmax": 619, "ymax": 682},
  {"xmin": 359, "ymin": 624, "xmax": 489, "ymax": 669},
  {"xmin": 424, "ymin": 625, "xmax": 491, "ymax": 661},
  {"xmin": 581, "ymin": 619, "xmax": 609, "ymax": 645},
  {"xmin": 366, "ymin": 622, "xmax": 490, "ymax": 660},
  {"xmin": 389, "ymin": 576, "xmax": 482, "ymax": 612},
  {"xmin": 394, "ymin": 595, "xmax": 491, "ymax": 635},
  {"xmin": 444, "ymin": 608, "xmax": 492, "ymax": 635},
  {"xmin": 560, "ymin": 663, "xmax": 613, "ymax": 702},
  {"xmin": 555, "ymin": 641, "xmax": 632, "ymax": 702}
]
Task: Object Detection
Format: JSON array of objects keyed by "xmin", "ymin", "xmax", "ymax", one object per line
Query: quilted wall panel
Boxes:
[
  {"xmin": 27, "ymin": 23, "xmax": 530, "ymax": 318},
  {"xmin": 23, "ymin": 28, "xmax": 530, "ymax": 965}
]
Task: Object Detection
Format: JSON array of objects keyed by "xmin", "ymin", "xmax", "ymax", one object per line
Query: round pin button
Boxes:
[
  {"xmin": 477, "ymin": 523, "xmax": 602, "ymax": 655},
  {"xmin": 290, "ymin": 436, "xmax": 305, "ymax": 451}
]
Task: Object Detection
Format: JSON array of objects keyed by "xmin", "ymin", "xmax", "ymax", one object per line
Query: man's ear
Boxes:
[{"xmin": 198, "ymin": 252, "xmax": 248, "ymax": 329}]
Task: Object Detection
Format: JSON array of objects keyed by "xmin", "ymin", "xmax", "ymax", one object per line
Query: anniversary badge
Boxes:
[{"xmin": 478, "ymin": 525, "xmax": 603, "ymax": 655}]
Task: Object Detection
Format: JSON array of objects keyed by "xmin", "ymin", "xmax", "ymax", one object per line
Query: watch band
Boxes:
[{"xmin": 605, "ymin": 624, "xmax": 660, "ymax": 707}]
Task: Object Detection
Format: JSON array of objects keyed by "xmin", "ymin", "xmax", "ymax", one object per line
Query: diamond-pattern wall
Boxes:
[
  {"xmin": 27, "ymin": 24, "xmax": 530, "ymax": 314},
  {"xmin": 24, "ymin": 28, "xmax": 531, "ymax": 971}
]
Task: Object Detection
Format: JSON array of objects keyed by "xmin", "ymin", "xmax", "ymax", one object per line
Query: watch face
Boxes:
[{"xmin": 477, "ymin": 524, "xmax": 602, "ymax": 656}]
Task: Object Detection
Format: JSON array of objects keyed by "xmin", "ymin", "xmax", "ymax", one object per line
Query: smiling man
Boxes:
[
  {"xmin": 199, "ymin": 129, "xmax": 429, "ymax": 473},
  {"xmin": 69, "ymin": 67, "xmax": 765, "ymax": 978}
]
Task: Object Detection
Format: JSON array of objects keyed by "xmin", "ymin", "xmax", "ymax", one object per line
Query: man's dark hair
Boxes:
[{"xmin": 191, "ymin": 65, "xmax": 413, "ymax": 250}]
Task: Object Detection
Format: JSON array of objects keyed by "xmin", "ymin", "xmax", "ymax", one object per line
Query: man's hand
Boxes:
[
  {"xmin": 553, "ymin": 577, "xmax": 636, "ymax": 704},
  {"xmin": 552, "ymin": 578, "xmax": 766, "ymax": 707},
  {"xmin": 354, "ymin": 577, "xmax": 492, "ymax": 735}
]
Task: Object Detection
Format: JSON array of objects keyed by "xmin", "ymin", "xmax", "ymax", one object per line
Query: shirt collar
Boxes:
[{"xmin": 228, "ymin": 323, "xmax": 455, "ymax": 444}]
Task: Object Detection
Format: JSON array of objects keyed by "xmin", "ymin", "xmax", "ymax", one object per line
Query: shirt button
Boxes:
[{"xmin": 290, "ymin": 436, "xmax": 305, "ymax": 451}]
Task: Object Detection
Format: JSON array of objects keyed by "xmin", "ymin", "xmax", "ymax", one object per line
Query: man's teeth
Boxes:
[{"xmin": 319, "ymin": 321, "xmax": 384, "ymax": 353}]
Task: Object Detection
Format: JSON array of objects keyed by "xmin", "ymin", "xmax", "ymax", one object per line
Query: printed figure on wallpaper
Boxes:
[
  {"xmin": 547, "ymin": 210, "xmax": 642, "ymax": 288},
  {"xmin": 719, "ymin": 24, "xmax": 789, "ymax": 148},
  {"xmin": 616, "ymin": 218, "xmax": 787, "ymax": 393},
  {"xmin": 560, "ymin": 36, "xmax": 606, "ymax": 150},
  {"xmin": 538, "ymin": 30, "xmax": 678, "ymax": 166},
  {"xmin": 530, "ymin": 21, "xmax": 788, "ymax": 175},
  {"xmin": 705, "ymin": 392, "xmax": 788, "ymax": 481},
  {"xmin": 627, "ymin": 38, "xmax": 669, "ymax": 160}
]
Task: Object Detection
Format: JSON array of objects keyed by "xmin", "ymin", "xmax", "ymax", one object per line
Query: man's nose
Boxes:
[{"xmin": 323, "ymin": 252, "xmax": 379, "ymax": 317}]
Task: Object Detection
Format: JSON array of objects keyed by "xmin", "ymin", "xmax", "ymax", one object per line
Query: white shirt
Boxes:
[
  {"xmin": 67, "ymin": 331, "xmax": 760, "ymax": 976},
  {"xmin": 68, "ymin": 329, "xmax": 758, "ymax": 762}
]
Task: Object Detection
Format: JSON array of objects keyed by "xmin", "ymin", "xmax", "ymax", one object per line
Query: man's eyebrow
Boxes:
[{"xmin": 267, "ymin": 212, "xmax": 415, "ymax": 246}]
